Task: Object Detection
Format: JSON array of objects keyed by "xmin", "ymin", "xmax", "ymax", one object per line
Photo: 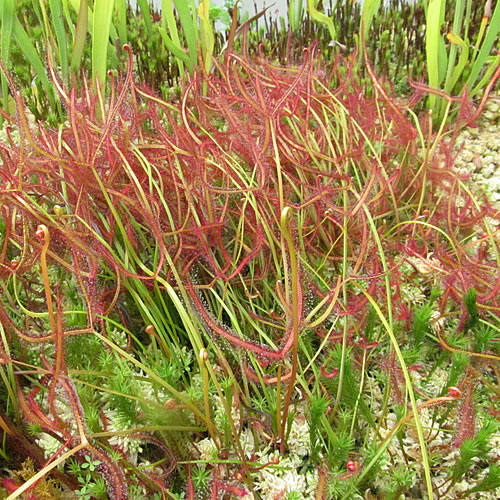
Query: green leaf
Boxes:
[
  {"xmin": 114, "ymin": 0, "xmax": 128, "ymax": 45},
  {"xmin": 92, "ymin": 0, "xmax": 115, "ymax": 88},
  {"xmin": 137, "ymin": 0, "xmax": 154, "ymax": 39},
  {"xmin": 49, "ymin": 0, "xmax": 69, "ymax": 84},
  {"xmin": 11, "ymin": 14, "xmax": 57, "ymax": 110},
  {"xmin": 158, "ymin": 25, "xmax": 190, "ymax": 67},
  {"xmin": 361, "ymin": 0, "xmax": 381, "ymax": 44},
  {"xmin": 173, "ymin": 0, "xmax": 198, "ymax": 73},
  {"xmin": 161, "ymin": 0, "xmax": 185, "ymax": 75},
  {"xmin": 70, "ymin": 0, "xmax": 88, "ymax": 75},
  {"xmin": 0, "ymin": 0, "xmax": 15, "ymax": 113},
  {"xmin": 465, "ymin": 0, "xmax": 500, "ymax": 94},
  {"xmin": 425, "ymin": 0, "xmax": 446, "ymax": 110},
  {"xmin": 445, "ymin": 31, "xmax": 469, "ymax": 94},
  {"xmin": 199, "ymin": 0, "xmax": 215, "ymax": 75},
  {"xmin": 307, "ymin": 0, "xmax": 336, "ymax": 41}
]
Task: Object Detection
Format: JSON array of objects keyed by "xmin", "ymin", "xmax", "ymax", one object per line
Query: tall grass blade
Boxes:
[
  {"xmin": 288, "ymin": 0, "xmax": 304, "ymax": 32},
  {"xmin": 92, "ymin": 0, "xmax": 115, "ymax": 89},
  {"xmin": 465, "ymin": 0, "xmax": 500, "ymax": 95},
  {"xmin": 114, "ymin": 0, "xmax": 128, "ymax": 45},
  {"xmin": 137, "ymin": 0, "xmax": 154, "ymax": 39},
  {"xmin": 174, "ymin": 0, "xmax": 198, "ymax": 73},
  {"xmin": 445, "ymin": 31, "xmax": 469, "ymax": 94},
  {"xmin": 10, "ymin": 14, "xmax": 57, "ymax": 110},
  {"xmin": 161, "ymin": 0, "xmax": 186, "ymax": 75},
  {"xmin": 0, "ymin": 0, "xmax": 15, "ymax": 115},
  {"xmin": 425, "ymin": 0, "xmax": 447, "ymax": 112},
  {"xmin": 70, "ymin": 0, "xmax": 88, "ymax": 76},
  {"xmin": 49, "ymin": 0, "xmax": 70, "ymax": 84},
  {"xmin": 441, "ymin": 0, "xmax": 465, "ymax": 97},
  {"xmin": 307, "ymin": 0, "xmax": 336, "ymax": 41},
  {"xmin": 61, "ymin": 0, "xmax": 76, "ymax": 39},
  {"xmin": 361, "ymin": 0, "xmax": 381, "ymax": 44},
  {"xmin": 198, "ymin": 0, "xmax": 215, "ymax": 76}
]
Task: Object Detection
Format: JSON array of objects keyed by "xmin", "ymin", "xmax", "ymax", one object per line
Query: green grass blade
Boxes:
[
  {"xmin": 173, "ymin": 0, "xmax": 198, "ymax": 73},
  {"xmin": 161, "ymin": 0, "xmax": 185, "ymax": 75},
  {"xmin": 68, "ymin": 0, "xmax": 118, "ymax": 40},
  {"xmin": 70, "ymin": 0, "xmax": 88, "ymax": 75},
  {"xmin": 426, "ymin": 0, "xmax": 447, "ymax": 111},
  {"xmin": 471, "ymin": 52, "xmax": 500, "ymax": 96},
  {"xmin": 36, "ymin": 0, "xmax": 52, "ymax": 55},
  {"xmin": 198, "ymin": 0, "xmax": 215, "ymax": 76},
  {"xmin": 49, "ymin": 0, "xmax": 69, "ymax": 84},
  {"xmin": 11, "ymin": 15, "xmax": 57, "ymax": 110},
  {"xmin": 361, "ymin": 0, "xmax": 381, "ymax": 44},
  {"xmin": 288, "ymin": 0, "xmax": 296, "ymax": 31},
  {"xmin": 0, "ymin": 320, "xmax": 18, "ymax": 418},
  {"xmin": 307, "ymin": 0, "xmax": 336, "ymax": 41},
  {"xmin": 442, "ymin": 0, "xmax": 465, "ymax": 95},
  {"xmin": 445, "ymin": 31, "xmax": 469, "ymax": 94},
  {"xmin": 0, "ymin": 0, "xmax": 15, "ymax": 114},
  {"xmin": 288, "ymin": 0, "xmax": 304, "ymax": 32},
  {"xmin": 92, "ymin": 0, "xmax": 115, "ymax": 89},
  {"xmin": 137, "ymin": 0, "xmax": 154, "ymax": 40},
  {"xmin": 158, "ymin": 26, "xmax": 191, "ymax": 66},
  {"xmin": 61, "ymin": 0, "xmax": 75, "ymax": 39},
  {"xmin": 114, "ymin": 0, "xmax": 128, "ymax": 45},
  {"xmin": 465, "ymin": 0, "xmax": 500, "ymax": 95}
]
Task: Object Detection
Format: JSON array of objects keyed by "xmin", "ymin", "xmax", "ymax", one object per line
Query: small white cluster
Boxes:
[
  {"xmin": 192, "ymin": 403, "xmax": 318, "ymax": 498},
  {"xmin": 253, "ymin": 453, "xmax": 317, "ymax": 500},
  {"xmin": 213, "ymin": 394, "xmax": 240, "ymax": 430},
  {"xmin": 429, "ymin": 309, "xmax": 447, "ymax": 334},
  {"xmin": 137, "ymin": 371, "xmax": 170, "ymax": 403},
  {"xmin": 286, "ymin": 412, "xmax": 310, "ymax": 458},
  {"xmin": 239, "ymin": 427, "xmax": 256, "ymax": 456},
  {"xmin": 406, "ymin": 253, "xmax": 445, "ymax": 280},
  {"xmin": 400, "ymin": 282, "xmax": 427, "ymax": 305},
  {"xmin": 416, "ymin": 366, "xmax": 449, "ymax": 396},
  {"xmin": 364, "ymin": 376, "xmax": 385, "ymax": 415},
  {"xmin": 243, "ymin": 408, "xmax": 318, "ymax": 499},
  {"xmin": 102, "ymin": 408, "xmax": 143, "ymax": 464},
  {"xmin": 36, "ymin": 432, "xmax": 64, "ymax": 459},
  {"xmin": 195, "ymin": 436, "xmax": 218, "ymax": 461},
  {"xmin": 109, "ymin": 328, "xmax": 128, "ymax": 349}
]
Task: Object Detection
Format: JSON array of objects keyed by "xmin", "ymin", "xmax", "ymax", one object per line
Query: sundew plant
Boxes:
[{"xmin": 0, "ymin": 36, "xmax": 499, "ymax": 500}]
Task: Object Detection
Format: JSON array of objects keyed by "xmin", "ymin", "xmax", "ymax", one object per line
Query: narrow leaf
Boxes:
[
  {"xmin": 198, "ymin": 0, "xmax": 215, "ymax": 75},
  {"xmin": 162, "ymin": 0, "xmax": 185, "ymax": 75},
  {"xmin": 307, "ymin": 0, "xmax": 336, "ymax": 41},
  {"xmin": 426, "ymin": 0, "xmax": 446, "ymax": 110},
  {"xmin": 49, "ymin": 0, "xmax": 69, "ymax": 84},
  {"xmin": 173, "ymin": 0, "xmax": 198, "ymax": 72},
  {"xmin": 465, "ymin": 0, "xmax": 500, "ymax": 94},
  {"xmin": 114, "ymin": 0, "xmax": 128, "ymax": 45},
  {"xmin": 11, "ymin": 16, "xmax": 57, "ymax": 110},
  {"xmin": 0, "ymin": 0, "xmax": 15, "ymax": 113},
  {"xmin": 71, "ymin": 0, "xmax": 88, "ymax": 75},
  {"xmin": 92, "ymin": 0, "xmax": 115, "ymax": 89},
  {"xmin": 137, "ymin": 0, "xmax": 154, "ymax": 40},
  {"xmin": 361, "ymin": 0, "xmax": 381, "ymax": 43}
]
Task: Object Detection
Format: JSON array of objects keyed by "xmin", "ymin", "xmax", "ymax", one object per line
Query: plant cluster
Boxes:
[{"xmin": 0, "ymin": 30, "xmax": 499, "ymax": 500}]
